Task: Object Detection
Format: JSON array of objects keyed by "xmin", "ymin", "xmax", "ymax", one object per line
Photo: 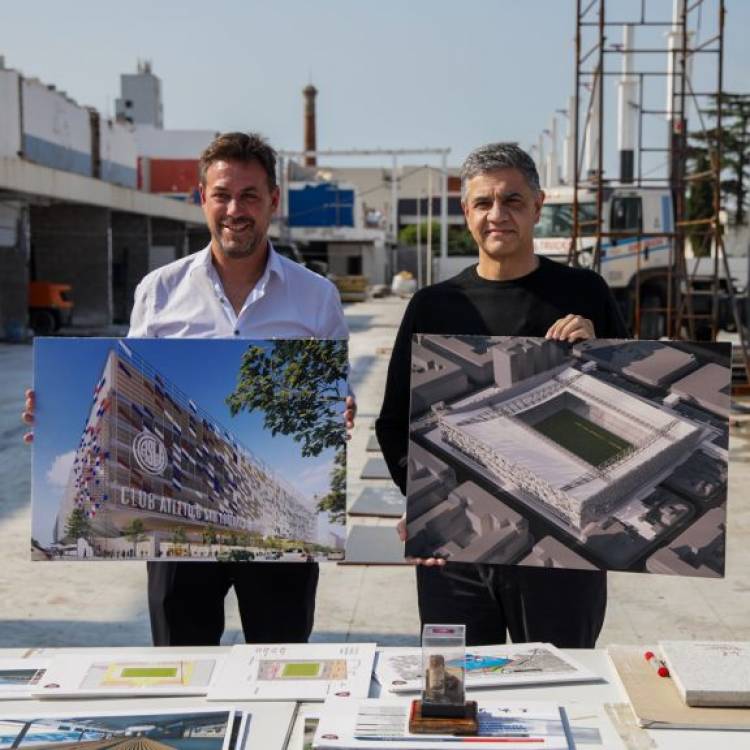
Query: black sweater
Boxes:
[{"xmin": 375, "ymin": 257, "xmax": 629, "ymax": 493}]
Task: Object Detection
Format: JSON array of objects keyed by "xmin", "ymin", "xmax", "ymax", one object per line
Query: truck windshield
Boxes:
[{"xmin": 535, "ymin": 203, "xmax": 597, "ymax": 238}]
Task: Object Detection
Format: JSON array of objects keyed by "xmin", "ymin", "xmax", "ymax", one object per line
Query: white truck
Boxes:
[{"xmin": 533, "ymin": 185, "xmax": 749, "ymax": 338}]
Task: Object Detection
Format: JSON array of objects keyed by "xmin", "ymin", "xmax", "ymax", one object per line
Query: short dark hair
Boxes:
[
  {"xmin": 461, "ymin": 142, "xmax": 541, "ymax": 198},
  {"xmin": 199, "ymin": 131, "xmax": 277, "ymax": 190}
]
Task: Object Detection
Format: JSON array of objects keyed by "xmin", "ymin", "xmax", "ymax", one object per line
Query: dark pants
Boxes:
[
  {"xmin": 417, "ymin": 564, "xmax": 606, "ymax": 648},
  {"xmin": 147, "ymin": 561, "xmax": 319, "ymax": 646}
]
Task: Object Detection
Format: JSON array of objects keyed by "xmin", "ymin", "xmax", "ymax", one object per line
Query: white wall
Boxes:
[
  {"xmin": 0, "ymin": 69, "xmax": 21, "ymax": 157},
  {"xmin": 134, "ymin": 125, "xmax": 217, "ymax": 158},
  {"xmin": 21, "ymin": 78, "xmax": 91, "ymax": 175}
]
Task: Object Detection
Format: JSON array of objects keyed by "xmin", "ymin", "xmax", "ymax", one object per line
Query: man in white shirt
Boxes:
[
  {"xmin": 23, "ymin": 132, "xmax": 352, "ymax": 643},
  {"xmin": 121, "ymin": 132, "xmax": 353, "ymax": 644}
]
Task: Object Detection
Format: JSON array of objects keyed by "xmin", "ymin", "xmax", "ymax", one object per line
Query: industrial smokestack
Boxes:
[
  {"xmin": 618, "ymin": 25, "xmax": 638, "ymax": 183},
  {"xmin": 563, "ymin": 95, "xmax": 575, "ymax": 185},
  {"xmin": 303, "ymin": 84, "xmax": 318, "ymax": 167}
]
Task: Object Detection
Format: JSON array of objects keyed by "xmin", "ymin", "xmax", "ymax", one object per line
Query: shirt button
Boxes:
[{"xmin": 234, "ymin": 330, "xmax": 240, "ymax": 336}]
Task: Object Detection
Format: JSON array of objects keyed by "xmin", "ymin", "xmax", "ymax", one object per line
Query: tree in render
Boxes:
[{"xmin": 226, "ymin": 340, "xmax": 348, "ymax": 521}]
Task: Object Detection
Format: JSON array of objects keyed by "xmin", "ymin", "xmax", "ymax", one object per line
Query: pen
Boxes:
[{"xmin": 643, "ymin": 651, "xmax": 669, "ymax": 677}]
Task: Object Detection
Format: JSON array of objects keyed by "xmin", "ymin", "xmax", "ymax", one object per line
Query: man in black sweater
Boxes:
[{"xmin": 375, "ymin": 142, "xmax": 628, "ymax": 648}]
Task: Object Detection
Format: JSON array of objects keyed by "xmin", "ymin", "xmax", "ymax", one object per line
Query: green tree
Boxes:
[
  {"xmin": 201, "ymin": 525, "xmax": 219, "ymax": 546},
  {"xmin": 317, "ymin": 448, "xmax": 346, "ymax": 524},
  {"xmin": 122, "ymin": 518, "xmax": 146, "ymax": 556},
  {"xmin": 686, "ymin": 150, "xmax": 715, "ymax": 256},
  {"xmin": 64, "ymin": 507, "xmax": 92, "ymax": 543},
  {"xmin": 398, "ymin": 222, "xmax": 476, "ymax": 257},
  {"xmin": 690, "ymin": 92, "xmax": 750, "ymax": 226},
  {"xmin": 170, "ymin": 525, "xmax": 189, "ymax": 556},
  {"xmin": 226, "ymin": 340, "xmax": 348, "ymax": 458}
]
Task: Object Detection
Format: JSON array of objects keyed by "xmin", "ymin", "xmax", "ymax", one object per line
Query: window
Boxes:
[
  {"xmin": 610, "ymin": 196, "xmax": 642, "ymax": 233},
  {"xmin": 534, "ymin": 203, "xmax": 598, "ymax": 238}
]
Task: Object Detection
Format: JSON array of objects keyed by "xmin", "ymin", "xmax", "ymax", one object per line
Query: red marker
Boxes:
[{"xmin": 644, "ymin": 650, "xmax": 670, "ymax": 677}]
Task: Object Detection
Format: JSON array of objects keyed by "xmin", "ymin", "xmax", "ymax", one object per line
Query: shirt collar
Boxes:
[{"xmin": 190, "ymin": 240, "xmax": 286, "ymax": 286}]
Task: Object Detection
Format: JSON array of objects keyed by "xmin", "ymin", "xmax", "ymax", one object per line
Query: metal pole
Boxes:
[
  {"xmin": 440, "ymin": 150, "xmax": 448, "ymax": 261},
  {"xmin": 391, "ymin": 154, "xmax": 398, "ymax": 245},
  {"xmin": 416, "ymin": 183, "xmax": 422, "ymax": 289},
  {"xmin": 570, "ymin": 0, "xmax": 582, "ymax": 266},
  {"xmin": 427, "ymin": 167, "xmax": 433, "ymax": 286}
]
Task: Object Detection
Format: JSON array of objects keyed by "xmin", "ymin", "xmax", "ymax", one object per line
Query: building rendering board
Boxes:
[
  {"xmin": 206, "ymin": 643, "xmax": 376, "ymax": 701},
  {"xmin": 31, "ymin": 338, "xmax": 347, "ymax": 562},
  {"xmin": 375, "ymin": 642, "xmax": 598, "ymax": 693},
  {"xmin": 406, "ymin": 335, "xmax": 730, "ymax": 577}
]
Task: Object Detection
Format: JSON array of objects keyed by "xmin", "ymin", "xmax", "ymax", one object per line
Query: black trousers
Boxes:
[
  {"xmin": 147, "ymin": 561, "xmax": 319, "ymax": 646},
  {"xmin": 417, "ymin": 564, "xmax": 606, "ymax": 648}
]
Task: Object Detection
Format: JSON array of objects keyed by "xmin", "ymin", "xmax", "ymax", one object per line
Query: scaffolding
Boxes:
[{"xmin": 569, "ymin": 0, "xmax": 749, "ymax": 391}]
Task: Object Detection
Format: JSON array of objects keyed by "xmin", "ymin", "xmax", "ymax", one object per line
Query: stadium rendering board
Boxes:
[{"xmin": 406, "ymin": 335, "xmax": 730, "ymax": 577}]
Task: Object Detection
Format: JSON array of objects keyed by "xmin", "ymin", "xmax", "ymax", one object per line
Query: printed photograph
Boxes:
[
  {"xmin": 32, "ymin": 338, "xmax": 348, "ymax": 562},
  {"xmin": 0, "ymin": 711, "xmax": 233, "ymax": 750},
  {"xmin": 406, "ymin": 335, "xmax": 730, "ymax": 577}
]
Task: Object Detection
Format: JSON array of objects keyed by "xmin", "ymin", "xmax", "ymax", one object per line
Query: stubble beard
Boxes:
[{"xmin": 213, "ymin": 223, "xmax": 265, "ymax": 260}]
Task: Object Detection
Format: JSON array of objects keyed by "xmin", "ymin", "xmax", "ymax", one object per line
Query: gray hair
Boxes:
[{"xmin": 460, "ymin": 142, "xmax": 541, "ymax": 199}]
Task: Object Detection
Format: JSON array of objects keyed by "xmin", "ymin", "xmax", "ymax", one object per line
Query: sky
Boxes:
[
  {"xmin": 32, "ymin": 338, "xmax": 345, "ymax": 546},
  {"xmin": 2, "ymin": 0, "xmax": 748, "ymax": 176}
]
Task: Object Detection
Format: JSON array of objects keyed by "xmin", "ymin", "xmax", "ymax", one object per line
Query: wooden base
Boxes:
[{"xmin": 408, "ymin": 699, "xmax": 479, "ymax": 735}]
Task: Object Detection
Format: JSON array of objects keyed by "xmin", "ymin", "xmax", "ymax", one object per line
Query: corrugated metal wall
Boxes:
[{"xmin": 288, "ymin": 182, "xmax": 356, "ymax": 227}]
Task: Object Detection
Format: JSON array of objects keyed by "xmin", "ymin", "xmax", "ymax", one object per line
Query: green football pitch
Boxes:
[{"xmin": 531, "ymin": 408, "xmax": 632, "ymax": 467}]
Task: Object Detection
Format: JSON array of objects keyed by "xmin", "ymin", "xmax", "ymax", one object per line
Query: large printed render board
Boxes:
[
  {"xmin": 406, "ymin": 335, "xmax": 730, "ymax": 577},
  {"xmin": 0, "ymin": 708, "xmax": 239, "ymax": 750},
  {"xmin": 32, "ymin": 338, "xmax": 347, "ymax": 562}
]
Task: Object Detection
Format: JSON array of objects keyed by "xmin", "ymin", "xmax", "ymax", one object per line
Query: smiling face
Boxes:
[
  {"xmin": 462, "ymin": 167, "xmax": 544, "ymax": 266},
  {"xmin": 200, "ymin": 159, "xmax": 280, "ymax": 260}
]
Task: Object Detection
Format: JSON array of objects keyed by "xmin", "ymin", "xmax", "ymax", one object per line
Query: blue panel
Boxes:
[
  {"xmin": 101, "ymin": 160, "xmax": 137, "ymax": 188},
  {"xmin": 661, "ymin": 194, "xmax": 673, "ymax": 233},
  {"xmin": 23, "ymin": 134, "xmax": 92, "ymax": 177},
  {"xmin": 288, "ymin": 183, "xmax": 355, "ymax": 227}
]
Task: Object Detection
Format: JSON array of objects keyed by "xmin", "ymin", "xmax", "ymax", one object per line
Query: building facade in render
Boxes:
[{"xmin": 56, "ymin": 344, "xmax": 318, "ymax": 549}]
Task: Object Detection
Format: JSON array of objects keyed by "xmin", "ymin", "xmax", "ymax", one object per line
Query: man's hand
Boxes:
[
  {"xmin": 344, "ymin": 395, "xmax": 356, "ymax": 435},
  {"xmin": 22, "ymin": 388, "xmax": 34, "ymax": 444},
  {"xmin": 397, "ymin": 513, "xmax": 446, "ymax": 567},
  {"xmin": 545, "ymin": 314, "xmax": 595, "ymax": 342}
]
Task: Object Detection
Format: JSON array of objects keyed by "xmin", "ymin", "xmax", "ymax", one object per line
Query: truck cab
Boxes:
[{"xmin": 533, "ymin": 186, "xmax": 745, "ymax": 338}]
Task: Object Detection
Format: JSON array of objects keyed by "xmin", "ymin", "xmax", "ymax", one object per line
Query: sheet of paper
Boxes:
[
  {"xmin": 207, "ymin": 643, "xmax": 377, "ymax": 702},
  {"xmin": 31, "ymin": 652, "xmax": 224, "ymax": 698},
  {"xmin": 313, "ymin": 698, "xmax": 572, "ymax": 749},
  {"xmin": 0, "ymin": 659, "xmax": 50, "ymax": 699},
  {"xmin": 375, "ymin": 643, "xmax": 598, "ymax": 693}
]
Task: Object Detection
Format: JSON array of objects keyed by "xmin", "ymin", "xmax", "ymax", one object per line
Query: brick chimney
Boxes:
[{"xmin": 303, "ymin": 84, "xmax": 318, "ymax": 166}]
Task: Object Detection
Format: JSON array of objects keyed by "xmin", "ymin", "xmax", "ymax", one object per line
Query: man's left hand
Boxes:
[
  {"xmin": 545, "ymin": 314, "xmax": 595, "ymax": 342},
  {"xmin": 344, "ymin": 395, "xmax": 357, "ymax": 434}
]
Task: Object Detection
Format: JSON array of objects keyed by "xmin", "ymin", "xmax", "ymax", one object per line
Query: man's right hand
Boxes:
[
  {"xmin": 22, "ymin": 388, "xmax": 34, "ymax": 444},
  {"xmin": 397, "ymin": 513, "xmax": 446, "ymax": 567}
]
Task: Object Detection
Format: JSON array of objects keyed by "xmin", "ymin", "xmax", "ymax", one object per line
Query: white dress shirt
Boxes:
[{"xmin": 128, "ymin": 243, "xmax": 348, "ymax": 339}]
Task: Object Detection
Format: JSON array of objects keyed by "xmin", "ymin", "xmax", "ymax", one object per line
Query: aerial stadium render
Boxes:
[
  {"xmin": 406, "ymin": 335, "xmax": 729, "ymax": 577},
  {"xmin": 51, "ymin": 343, "xmax": 322, "ymax": 560}
]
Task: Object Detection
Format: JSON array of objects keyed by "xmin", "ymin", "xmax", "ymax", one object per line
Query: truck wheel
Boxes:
[{"xmin": 30, "ymin": 308, "xmax": 58, "ymax": 335}]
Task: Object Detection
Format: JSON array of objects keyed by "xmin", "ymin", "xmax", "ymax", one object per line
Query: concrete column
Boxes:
[
  {"xmin": 30, "ymin": 203, "xmax": 111, "ymax": 328},
  {"xmin": 111, "ymin": 211, "xmax": 151, "ymax": 325},
  {"xmin": 0, "ymin": 202, "xmax": 30, "ymax": 340}
]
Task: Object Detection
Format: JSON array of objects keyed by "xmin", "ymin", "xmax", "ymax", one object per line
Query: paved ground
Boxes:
[{"xmin": 1, "ymin": 296, "xmax": 749, "ymax": 648}]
